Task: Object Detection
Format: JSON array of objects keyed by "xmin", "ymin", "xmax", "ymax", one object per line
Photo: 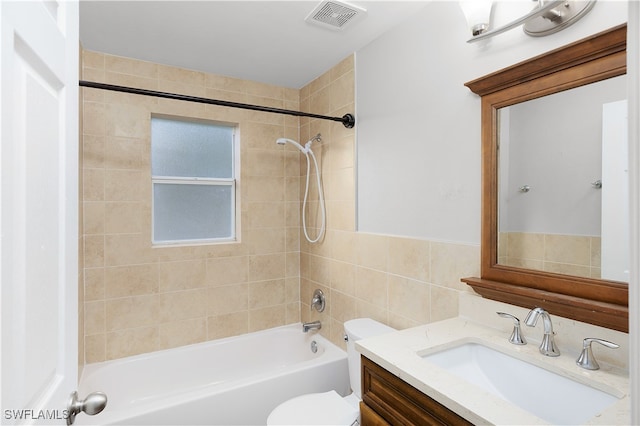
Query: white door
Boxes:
[{"xmin": 1, "ymin": 1, "xmax": 79, "ymax": 424}]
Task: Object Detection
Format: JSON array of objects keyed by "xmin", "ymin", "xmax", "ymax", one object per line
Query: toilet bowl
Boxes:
[{"xmin": 266, "ymin": 318, "xmax": 395, "ymax": 426}]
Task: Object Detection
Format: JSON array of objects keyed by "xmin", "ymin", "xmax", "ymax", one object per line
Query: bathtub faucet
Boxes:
[{"xmin": 302, "ymin": 320, "xmax": 322, "ymax": 333}]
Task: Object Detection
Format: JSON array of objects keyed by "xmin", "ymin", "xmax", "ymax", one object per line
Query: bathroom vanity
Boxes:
[
  {"xmin": 360, "ymin": 355, "xmax": 472, "ymax": 425},
  {"xmin": 356, "ymin": 314, "xmax": 630, "ymax": 425}
]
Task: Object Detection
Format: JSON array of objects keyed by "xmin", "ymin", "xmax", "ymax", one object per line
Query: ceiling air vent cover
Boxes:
[{"xmin": 305, "ymin": 1, "xmax": 367, "ymax": 31}]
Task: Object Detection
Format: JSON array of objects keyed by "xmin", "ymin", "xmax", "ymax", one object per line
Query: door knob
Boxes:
[{"xmin": 66, "ymin": 391, "xmax": 107, "ymax": 425}]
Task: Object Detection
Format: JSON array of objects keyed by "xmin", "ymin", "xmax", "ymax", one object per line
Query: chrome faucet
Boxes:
[
  {"xmin": 497, "ymin": 312, "xmax": 527, "ymax": 345},
  {"xmin": 302, "ymin": 320, "xmax": 322, "ymax": 333},
  {"xmin": 576, "ymin": 337, "xmax": 619, "ymax": 370},
  {"xmin": 524, "ymin": 307, "xmax": 560, "ymax": 357}
]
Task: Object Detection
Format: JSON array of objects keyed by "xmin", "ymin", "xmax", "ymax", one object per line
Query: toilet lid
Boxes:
[{"xmin": 267, "ymin": 390, "xmax": 359, "ymax": 425}]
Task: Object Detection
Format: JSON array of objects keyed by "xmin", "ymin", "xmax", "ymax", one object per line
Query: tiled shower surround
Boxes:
[{"xmin": 80, "ymin": 49, "xmax": 480, "ymax": 363}]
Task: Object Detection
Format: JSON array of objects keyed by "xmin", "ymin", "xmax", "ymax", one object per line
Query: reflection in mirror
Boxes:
[
  {"xmin": 462, "ymin": 24, "xmax": 628, "ymax": 332},
  {"xmin": 497, "ymin": 75, "xmax": 628, "ymax": 283}
]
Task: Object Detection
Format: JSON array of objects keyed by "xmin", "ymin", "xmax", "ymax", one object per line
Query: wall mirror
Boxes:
[{"xmin": 462, "ymin": 24, "xmax": 628, "ymax": 332}]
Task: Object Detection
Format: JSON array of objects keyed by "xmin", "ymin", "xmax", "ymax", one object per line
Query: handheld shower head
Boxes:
[
  {"xmin": 274, "ymin": 134, "xmax": 326, "ymax": 244},
  {"xmin": 275, "ymin": 137, "xmax": 307, "ymax": 153}
]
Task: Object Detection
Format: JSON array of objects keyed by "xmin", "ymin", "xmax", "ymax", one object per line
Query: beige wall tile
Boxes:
[
  {"xmin": 285, "ymin": 277, "xmax": 300, "ymax": 303},
  {"xmin": 84, "ymin": 268, "xmax": 105, "ymax": 301},
  {"xmin": 83, "ymin": 169, "xmax": 104, "ymax": 201},
  {"xmin": 158, "ymin": 260, "xmax": 206, "ymax": 292},
  {"xmin": 248, "ymin": 254, "xmax": 285, "ymax": 281},
  {"xmin": 357, "ymin": 233, "xmax": 388, "ymax": 271},
  {"xmin": 105, "ymin": 264, "xmax": 158, "ymax": 298},
  {"xmin": 388, "ymin": 236, "xmax": 430, "ymax": 282},
  {"xmin": 83, "ymin": 50, "xmax": 105, "ymax": 69},
  {"xmin": 206, "ymin": 284, "xmax": 249, "ymax": 316},
  {"xmin": 106, "ymin": 327, "xmax": 159, "ymax": 360},
  {"xmin": 84, "ymin": 334, "xmax": 106, "ymax": 363},
  {"xmin": 159, "ymin": 318, "xmax": 206, "ymax": 350},
  {"xmin": 330, "ymin": 290, "xmax": 358, "ymax": 323},
  {"xmin": 430, "ymin": 242, "xmax": 479, "ymax": 291},
  {"xmin": 104, "ymin": 136, "xmax": 148, "ymax": 170},
  {"xmin": 158, "ymin": 64, "xmax": 204, "ymax": 86},
  {"xmin": 247, "ymin": 228, "xmax": 285, "ymax": 255},
  {"xmin": 105, "ymin": 103, "xmax": 150, "ymax": 139},
  {"xmin": 330, "ymin": 260, "xmax": 356, "ymax": 297},
  {"xmin": 105, "ymin": 295, "xmax": 159, "ymax": 331},
  {"xmin": 285, "ymin": 252, "xmax": 300, "ymax": 278},
  {"xmin": 83, "ymin": 202, "xmax": 105, "ymax": 235},
  {"xmin": 105, "ymin": 55, "xmax": 157, "ymax": 78},
  {"xmin": 208, "ymin": 312, "xmax": 249, "ymax": 340},
  {"xmin": 431, "ymin": 285, "xmax": 459, "ymax": 322},
  {"xmin": 544, "ymin": 234, "xmax": 591, "ymax": 265},
  {"xmin": 84, "ymin": 235, "xmax": 105, "ymax": 268},
  {"xmin": 327, "ymin": 200, "xmax": 355, "ymax": 231},
  {"xmin": 206, "ymin": 256, "xmax": 248, "ymax": 286},
  {"xmin": 330, "ymin": 55, "xmax": 354, "ymax": 81},
  {"xmin": 104, "ymin": 170, "xmax": 146, "ymax": 201},
  {"xmin": 249, "ymin": 305, "xmax": 286, "ymax": 332},
  {"xmin": 158, "ymin": 289, "xmax": 207, "ymax": 323},
  {"xmin": 104, "ymin": 234, "xmax": 156, "ymax": 266},
  {"xmin": 508, "ymin": 232, "xmax": 544, "ymax": 260},
  {"xmin": 355, "ymin": 267, "xmax": 388, "ymax": 308},
  {"xmin": 83, "ymin": 135, "xmax": 105, "ymax": 169},
  {"xmin": 330, "ymin": 71, "xmax": 355, "ymax": 112},
  {"xmin": 104, "ymin": 202, "xmax": 144, "ymax": 234},
  {"xmin": 249, "ymin": 279, "xmax": 285, "ymax": 309},
  {"xmin": 388, "ymin": 275, "xmax": 430, "ymax": 324},
  {"xmin": 84, "ymin": 301, "xmax": 105, "ymax": 335},
  {"xmin": 105, "ymin": 72, "xmax": 158, "ymax": 92},
  {"xmin": 83, "ymin": 102, "xmax": 106, "ymax": 135}
]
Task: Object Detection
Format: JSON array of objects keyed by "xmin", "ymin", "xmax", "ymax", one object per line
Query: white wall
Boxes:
[{"xmin": 355, "ymin": 0, "xmax": 628, "ymax": 244}]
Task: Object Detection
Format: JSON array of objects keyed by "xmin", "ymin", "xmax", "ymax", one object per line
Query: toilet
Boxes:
[{"xmin": 267, "ymin": 318, "xmax": 395, "ymax": 426}]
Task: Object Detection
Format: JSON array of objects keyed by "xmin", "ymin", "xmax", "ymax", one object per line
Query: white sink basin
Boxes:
[{"xmin": 422, "ymin": 342, "xmax": 619, "ymax": 425}]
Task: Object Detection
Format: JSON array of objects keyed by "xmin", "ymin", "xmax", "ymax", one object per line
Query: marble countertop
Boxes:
[{"xmin": 356, "ymin": 317, "xmax": 630, "ymax": 425}]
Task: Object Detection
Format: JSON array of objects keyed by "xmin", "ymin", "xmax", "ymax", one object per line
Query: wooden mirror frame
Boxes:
[{"xmin": 462, "ymin": 24, "xmax": 628, "ymax": 332}]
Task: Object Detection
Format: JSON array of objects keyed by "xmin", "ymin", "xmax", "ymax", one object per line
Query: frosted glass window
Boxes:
[
  {"xmin": 151, "ymin": 116, "xmax": 236, "ymax": 244},
  {"xmin": 153, "ymin": 184, "xmax": 233, "ymax": 242},
  {"xmin": 152, "ymin": 117, "xmax": 233, "ymax": 178}
]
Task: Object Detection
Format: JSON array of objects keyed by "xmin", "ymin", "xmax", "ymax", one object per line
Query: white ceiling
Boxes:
[{"xmin": 79, "ymin": 1, "xmax": 430, "ymax": 89}]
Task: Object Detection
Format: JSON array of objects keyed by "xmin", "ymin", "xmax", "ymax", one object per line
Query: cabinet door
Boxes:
[
  {"xmin": 361, "ymin": 356, "xmax": 474, "ymax": 426},
  {"xmin": 360, "ymin": 401, "xmax": 391, "ymax": 426}
]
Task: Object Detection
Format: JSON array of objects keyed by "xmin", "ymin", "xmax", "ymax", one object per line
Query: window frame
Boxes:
[{"xmin": 150, "ymin": 115, "xmax": 239, "ymax": 246}]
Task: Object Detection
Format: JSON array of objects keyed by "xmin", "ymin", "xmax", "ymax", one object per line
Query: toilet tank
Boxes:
[{"xmin": 344, "ymin": 318, "xmax": 395, "ymax": 399}]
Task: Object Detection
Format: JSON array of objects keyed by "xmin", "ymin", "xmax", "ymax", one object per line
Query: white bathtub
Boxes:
[{"xmin": 77, "ymin": 324, "xmax": 350, "ymax": 425}]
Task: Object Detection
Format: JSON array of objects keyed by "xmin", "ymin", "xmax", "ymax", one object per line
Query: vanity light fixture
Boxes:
[
  {"xmin": 459, "ymin": 0, "xmax": 493, "ymax": 36},
  {"xmin": 461, "ymin": 0, "xmax": 597, "ymax": 43}
]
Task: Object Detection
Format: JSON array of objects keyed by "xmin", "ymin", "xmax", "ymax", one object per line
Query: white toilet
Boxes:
[{"xmin": 267, "ymin": 318, "xmax": 395, "ymax": 426}]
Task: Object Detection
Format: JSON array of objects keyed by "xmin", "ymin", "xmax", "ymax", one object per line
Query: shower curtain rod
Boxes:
[{"xmin": 79, "ymin": 80, "xmax": 355, "ymax": 128}]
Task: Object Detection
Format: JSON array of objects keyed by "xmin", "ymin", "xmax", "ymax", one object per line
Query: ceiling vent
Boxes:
[{"xmin": 305, "ymin": 1, "xmax": 367, "ymax": 31}]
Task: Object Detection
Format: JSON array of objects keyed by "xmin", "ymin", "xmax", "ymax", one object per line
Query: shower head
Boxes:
[
  {"xmin": 276, "ymin": 134, "xmax": 321, "ymax": 154},
  {"xmin": 275, "ymin": 137, "xmax": 307, "ymax": 153}
]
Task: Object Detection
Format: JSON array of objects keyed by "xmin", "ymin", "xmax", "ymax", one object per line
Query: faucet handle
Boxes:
[
  {"xmin": 497, "ymin": 312, "xmax": 527, "ymax": 345},
  {"xmin": 576, "ymin": 338, "xmax": 619, "ymax": 370},
  {"xmin": 310, "ymin": 289, "xmax": 325, "ymax": 312}
]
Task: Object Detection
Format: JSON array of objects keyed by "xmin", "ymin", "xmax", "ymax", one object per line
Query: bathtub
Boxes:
[{"xmin": 77, "ymin": 324, "xmax": 350, "ymax": 425}]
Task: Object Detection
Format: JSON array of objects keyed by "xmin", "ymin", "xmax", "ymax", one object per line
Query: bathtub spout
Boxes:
[{"xmin": 302, "ymin": 321, "xmax": 321, "ymax": 333}]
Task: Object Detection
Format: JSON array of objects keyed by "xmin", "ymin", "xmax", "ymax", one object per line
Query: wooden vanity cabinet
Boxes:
[{"xmin": 361, "ymin": 356, "xmax": 474, "ymax": 426}]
